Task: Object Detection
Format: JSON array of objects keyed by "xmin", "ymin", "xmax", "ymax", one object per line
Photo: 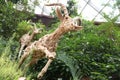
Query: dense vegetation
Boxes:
[{"xmin": 0, "ymin": 0, "xmax": 120, "ymax": 80}]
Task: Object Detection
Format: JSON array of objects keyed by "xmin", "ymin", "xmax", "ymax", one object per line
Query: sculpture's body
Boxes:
[
  {"xmin": 18, "ymin": 3, "xmax": 83, "ymax": 79},
  {"xmin": 18, "ymin": 25, "xmax": 41, "ymax": 59}
]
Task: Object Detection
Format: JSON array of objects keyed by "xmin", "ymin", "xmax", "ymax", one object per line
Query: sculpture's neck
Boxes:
[
  {"xmin": 50, "ymin": 27, "xmax": 66, "ymax": 41},
  {"xmin": 30, "ymin": 32, "xmax": 35, "ymax": 40}
]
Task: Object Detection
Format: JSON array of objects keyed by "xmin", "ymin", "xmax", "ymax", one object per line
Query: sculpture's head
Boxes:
[
  {"xmin": 30, "ymin": 23, "xmax": 43, "ymax": 34},
  {"xmin": 46, "ymin": 3, "xmax": 83, "ymax": 32}
]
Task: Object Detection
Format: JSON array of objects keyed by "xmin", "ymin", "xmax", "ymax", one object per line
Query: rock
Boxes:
[{"xmin": 18, "ymin": 77, "xmax": 26, "ymax": 80}]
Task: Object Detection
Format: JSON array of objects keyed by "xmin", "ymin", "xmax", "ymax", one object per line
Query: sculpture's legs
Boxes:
[
  {"xmin": 18, "ymin": 52, "xmax": 29, "ymax": 69},
  {"xmin": 18, "ymin": 44, "xmax": 25, "ymax": 59},
  {"xmin": 18, "ymin": 47, "xmax": 32, "ymax": 68},
  {"xmin": 37, "ymin": 59, "xmax": 53, "ymax": 79},
  {"xmin": 36, "ymin": 50, "xmax": 56, "ymax": 79}
]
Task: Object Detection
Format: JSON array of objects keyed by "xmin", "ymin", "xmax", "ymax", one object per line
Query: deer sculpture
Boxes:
[
  {"xmin": 18, "ymin": 3, "xmax": 83, "ymax": 79},
  {"xmin": 18, "ymin": 23, "xmax": 42, "ymax": 59}
]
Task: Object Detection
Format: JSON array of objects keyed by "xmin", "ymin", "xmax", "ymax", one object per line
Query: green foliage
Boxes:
[
  {"xmin": 2, "ymin": 33, "xmax": 19, "ymax": 58},
  {"xmin": 0, "ymin": 35, "xmax": 32, "ymax": 80},
  {"xmin": 57, "ymin": 53, "xmax": 80, "ymax": 80},
  {"xmin": 16, "ymin": 20, "xmax": 32, "ymax": 36},
  {"xmin": 67, "ymin": 0, "xmax": 78, "ymax": 16},
  {"xmin": 0, "ymin": 1, "xmax": 33, "ymax": 38},
  {"xmin": 0, "ymin": 37, "xmax": 21, "ymax": 79},
  {"xmin": 115, "ymin": 0, "xmax": 120, "ymax": 13},
  {"xmin": 56, "ymin": 20, "xmax": 120, "ymax": 79},
  {"xmin": 0, "ymin": 55, "xmax": 23, "ymax": 80},
  {"xmin": 10, "ymin": 0, "xmax": 20, "ymax": 3},
  {"xmin": 16, "ymin": 20, "xmax": 46, "ymax": 40},
  {"xmin": 0, "ymin": 1, "xmax": 120, "ymax": 79},
  {"xmin": 0, "ymin": 37, "xmax": 6, "ymax": 54}
]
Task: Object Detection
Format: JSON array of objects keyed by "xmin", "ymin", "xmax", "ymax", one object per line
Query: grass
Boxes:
[{"xmin": 0, "ymin": 55, "xmax": 23, "ymax": 80}]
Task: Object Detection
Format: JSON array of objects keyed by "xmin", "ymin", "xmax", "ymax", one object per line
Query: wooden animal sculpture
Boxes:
[
  {"xmin": 18, "ymin": 3, "xmax": 83, "ymax": 79},
  {"xmin": 18, "ymin": 23, "xmax": 42, "ymax": 59}
]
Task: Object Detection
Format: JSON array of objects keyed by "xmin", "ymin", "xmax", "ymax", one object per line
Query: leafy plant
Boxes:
[
  {"xmin": 0, "ymin": 55, "xmax": 23, "ymax": 80},
  {"xmin": 0, "ymin": 36, "xmax": 29, "ymax": 80}
]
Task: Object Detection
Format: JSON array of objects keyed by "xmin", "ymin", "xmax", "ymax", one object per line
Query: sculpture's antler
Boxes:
[{"xmin": 45, "ymin": 3, "xmax": 69, "ymax": 16}]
